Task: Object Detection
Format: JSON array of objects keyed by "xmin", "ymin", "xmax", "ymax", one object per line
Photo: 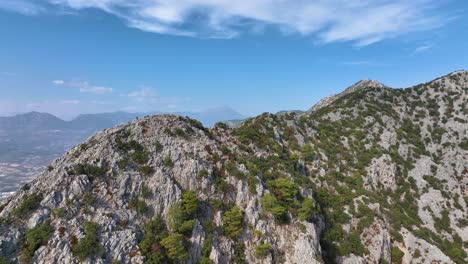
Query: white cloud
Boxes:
[
  {"xmin": 52, "ymin": 79, "xmax": 113, "ymax": 94},
  {"xmin": 79, "ymin": 85, "xmax": 113, "ymax": 94},
  {"xmin": 414, "ymin": 44, "xmax": 432, "ymax": 53},
  {"xmin": 8, "ymin": 0, "xmax": 449, "ymax": 46},
  {"xmin": 52, "ymin": 79, "xmax": 65, "ymax": 85}
]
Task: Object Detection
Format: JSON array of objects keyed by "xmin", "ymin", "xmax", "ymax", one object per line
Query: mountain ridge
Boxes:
[
  {"xmin": 0, "ymin": 71, "xmax": 467, "ymax": 264},
  {"xmin": 0, "ymin": 107, "xmax": 246, "ymax": 131}
]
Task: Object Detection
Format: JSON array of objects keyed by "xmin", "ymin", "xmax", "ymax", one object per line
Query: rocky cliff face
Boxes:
[{"xmin": 0, "ymin": 72, "xmax": 467, "ymax": 264}]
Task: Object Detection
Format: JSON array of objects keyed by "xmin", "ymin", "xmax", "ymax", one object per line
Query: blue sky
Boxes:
[{"xmin": 0, "ymin": 0, "xmax": 467, "ymax": 120}]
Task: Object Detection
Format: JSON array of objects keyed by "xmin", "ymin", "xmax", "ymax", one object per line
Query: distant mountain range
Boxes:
[{"xmin": 0, "ymin": 106, "xmax": 246, "ymax": 132}]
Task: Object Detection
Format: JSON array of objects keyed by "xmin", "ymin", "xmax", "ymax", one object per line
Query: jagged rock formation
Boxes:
[{"xmin": 0, "ymin": 71, "xmax": 467, "ymax": 264}]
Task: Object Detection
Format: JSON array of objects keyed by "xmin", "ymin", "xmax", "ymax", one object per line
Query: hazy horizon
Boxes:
[{"xmin": 0, "ymin": 105, "xmax": 248, "ymax": 122}]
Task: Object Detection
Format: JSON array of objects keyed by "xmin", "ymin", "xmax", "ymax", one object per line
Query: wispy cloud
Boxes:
[
  {"xmin": 341, "ymin": 61, "xmax": 371, "ymax": 66},
  {"xmin": 52, "ymin": 79, "xmax": 65, "ymax": 85},
  {"xmin": 126, "ymin": 87, "xmax": 191, "ymax": 111},
  {"xmin": 4, "ymin": 0, "xmax": 450, "ymax": 46},
  {"xmin": 414, "ymin": 44, "xmax": 432, "ymax": 53},
  {"xmin": 0, "ymin": 0, "xmax": 43, "ymax": 15},
  {"xmin": 127, "ymin": 88, "xmax": 156, "ymax": 102},
  {"xmin": 52, "ymin": 79, "xmax": 113, "ymax": 94},
  {"xmin": 0, "ymin": 71, "xmax": 17, "ymax": 76},
  {"xmin": 79, "ymin": 85, "xmax": 113, "ymax": 94},
  {"xmin": 90, "ymin": 100, "xmax": 113, "ymax": 105}
]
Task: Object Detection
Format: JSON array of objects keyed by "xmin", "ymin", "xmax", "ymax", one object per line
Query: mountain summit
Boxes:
[
  {"xmin": 0, "ymin": 73, "xmax": 467, "ymax": 264},
  {"xmin": 307, "ymin": 79, "xmax": 387, "ymax": 113},
  {"xmin": 343, "ymin": 79, "xmax": 386, "ymax": 93}
]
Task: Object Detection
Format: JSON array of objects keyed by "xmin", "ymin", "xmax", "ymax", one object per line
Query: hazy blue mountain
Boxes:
[
  {"xmin": 175, "ymin": 106, "xmax": 246, "ymax": 127},
  {"xmin": 0, "ymin": 112, "xmax": 67, "ymax": 132},
  {"xmin": 0, "ymin": 107, "xmax": 245, "ymax": 132}
]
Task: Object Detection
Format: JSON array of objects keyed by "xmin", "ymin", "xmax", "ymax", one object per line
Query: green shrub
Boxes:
[
  {"xmin": 130, "ymin": 149, "xmax": 149, "ymax": 165},
  {"xmin": 53, "ymin": 208, "xmax": 67, "ymax": 219},
  {"xmin": 214, "ymin": 122, "xmax": 229, "ymax": 129},
  {"xmin": 356, "ymin": 203, "xmax": 374, "ymax": 232},
  {"xmin": 223, "ymin": 206, "xmax": 243, "ymax": 239},
  {"xmin": 260, "ymin": 193, "xmax": 287, "ymax": 222},
  {"xmin": 0, "ymin": 217, "xmax": 10, "ymax": 226},
  {"xmin": 414, "ymin": 249, "xmax": 421, "ymax": 258},
  {"xmin": 181, "ymin": 191, "xmax": 198, "ymax": 217},
  {"xmin": 72, "ymin": 221, "xmax": 103, "ymax": 261},
  {"xmin": 267, "ymin": 178, "xmax": 299, "ymax": 206},
  {"xmin": 298, "ymin": 197, "xmax": 317, "ymax": 221},
  {"xmin": 423, "ymin": 175, "xmax": 444, "ymax": 191},
  {"xmin": 232, "ymin": 241, "xmax": 246, "ymax": 264},
  {"xmin": 344, "ymin": 231, "xmax": 364, "ymax": 256},
  {"xmin": 168, "ymin": 191, "xmax": 199, "ymax": 234},
  {"xmin": 73, "ymin": 164, "xmax": 104, "ymax": 181},
  {"xmin": 129, "ymin": 198, "xmax": 147, "ymax": 214},
  {"xmin": 198, "ymin": 169, "xmax": 209, "ymax": 179},
  {"xmin": 301, "ymin": 144, "xmax": 314, "ymax": 162},
  {"xmin": 248, "ymin": 175, "xmax": 258, "ymax": 194},
  {"xmin": 224, "ymin": 162, "xmax": 244, "ymax": 179},
  {"xmin": 175, "ymin": 128, "xmax": 187, "ymax": 138},
  {"xmin": 161, "ymin": 233, "xmax": 189, "ymax": 261},
  {"xmin": 117, "ymin": 159, "xmax": 128, "ymax": 169},
  {"xmin": 114, "ymin": 129, "xmax": 131, "ymax": 151},
  {"xmin": 391, "ymin": 246, "xmax": 404, "ymax": 264},
  {"xmin": 199, "ymin": 256, "xmax": 213, "ymax": 264},
  {"xmin": 20, "ymin": 221, "xmax": 53, "ymax": 263},
  {"xmin": 128, "ymin": 140, "xmax": 144, "ymax": 152},
  {"xmin": 139, "ymin": 165, "xmax": 154, "ymax": 176},
  {"xmin": 141, "ymin": 184, "xmax": 153, "ymax": 198},
  {"xmin": 83, "ymin": 193, "xmax": 97, "ymax": 207},
  {"xmin": 200, "ymin": 236, "xmax": 213, "ymax": 263},
  {"xmin": 212, "ymin": 167, "xmax": 227, "ymax": 193},
  {"xmin": 220, "ymin": 145, "xmax": 230, "ymax": 155},
  {"xmin": 13, "ymin": 193, "xmax": 42, "ymax": 217},
  {"xmin": 154, "ymin": 141, "xmax": 163, "ymax": 152},
  {"xmin": 254, "ymin": 243, "xmax": 271, "ymax": 258},
  {"xmin": 0, "ymin": 256, "xmax": 8, "ymax": 264},
  {"xmin": 434, "ymin": 209, "xmax": 451, "ymax": 233},
  {"xmin": 164, "ymin": 156, "xmax": 174, "ymax": 168},
  {"xmin": 139, "ymin": 216, "xmax": 168, "ymax": 263}
]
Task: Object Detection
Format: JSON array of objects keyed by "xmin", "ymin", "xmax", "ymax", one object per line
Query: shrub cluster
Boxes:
[
  {"xmin": 72, "ymin": 222, "xmax": 103, "ymax": 261},
  {"xmin": 223, "ymin": 206, "xmax": 243, "ymax": 239},
  {"xmin": 13, "ymin": 193, "xmax": 43, "ymax": 217},
  {"xmin": 20, "ymin": 221, "xmax": 53, "ymax": 263}
]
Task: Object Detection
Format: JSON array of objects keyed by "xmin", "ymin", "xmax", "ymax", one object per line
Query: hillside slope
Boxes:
[{"xmin": 0, "ymin": 71, "xmax": 467, "ymax": 264}]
